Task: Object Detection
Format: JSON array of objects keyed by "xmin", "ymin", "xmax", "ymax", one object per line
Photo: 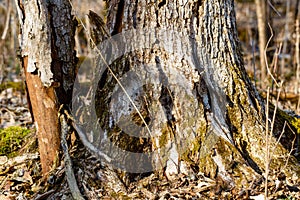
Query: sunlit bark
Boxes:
[{"xmin": 16, "ymin": 0, "xmax": 76, "ymax": 175}]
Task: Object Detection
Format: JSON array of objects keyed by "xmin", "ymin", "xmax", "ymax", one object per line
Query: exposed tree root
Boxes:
[{"xmin": 59, "ymin": 107, "xmax": 84, "ymax": 200}]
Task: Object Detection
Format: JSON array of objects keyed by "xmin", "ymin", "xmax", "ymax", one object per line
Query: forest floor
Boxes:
[
  {"xmin": 1, "ymin": 0, "xmax": 300, "ymax": 199},
  {"xmin": 1, "ymin": 92, "xmax": 300, "ymax": 198}
]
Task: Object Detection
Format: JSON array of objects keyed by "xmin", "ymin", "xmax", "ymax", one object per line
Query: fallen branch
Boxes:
[
  {"xmin": 0, "ymin": 153, "xmax": 39, "ymax": 166},
  {"xmin": 34, "ymin": 189, "xmax": 56, "ymax": 200}
]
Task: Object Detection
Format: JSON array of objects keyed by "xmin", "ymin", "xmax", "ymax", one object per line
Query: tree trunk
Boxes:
[
  {"xmin": 73, "ymin": 0, "xmax": 300, "ymax": 196},
  {"xmin": 16, "ymin": 0, "xmax": 76, "ymax": 175},
  {"xmin": 255, "ymin": 0, "xmax": 268, "ymax": 81}
]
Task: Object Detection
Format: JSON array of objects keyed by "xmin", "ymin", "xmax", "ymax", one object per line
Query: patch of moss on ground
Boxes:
[
  {"xmin": 0, "ymin": 81, "xmax": 25, "ymax": 93},
  {"xmin": 0, "ymin": 126, "xmax": 31, "ymax": 157}
]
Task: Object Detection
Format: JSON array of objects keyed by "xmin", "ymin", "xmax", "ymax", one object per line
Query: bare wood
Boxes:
[
  {"xmin": 23, "ymin": 56, "xmax": 60, "ymax": 175},
  {"xmin": 0, "ymin": 153, "xmax": 39, "ymax": 166}
]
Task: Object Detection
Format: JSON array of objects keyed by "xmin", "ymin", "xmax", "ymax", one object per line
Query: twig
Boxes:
[
  {"xmin": 59, "ymin": 112, "xmax": 85, "ymax": 200},
  {"xmin": 265, "ymin": 87, "xmax": 270, "ymax": 199},
  {"xmin": 5, "ymin": 153, "xmax": 39, "ymax": 166},
  {"xmin": 269, "ymin": 82, "xmax": 283, "ymax": 141},
  {"xmin": 264, "ymin": 28, "xmax": 284, "ymax": 198},
  {"xmin": 267, "ymin": 0, "xmax": 281, "ymax": 17},
  {"xmin": 270, "ymin": 121, "xmax": 286, "ymax": 160},
  {"xmin": 270, "ymin": 43, "xmax": 282, "ymax": 80},
  {"xmin": 0, "ymin": 175, "xmax": 9, "ymax": 190},
  {"xmin": 282, "ymin": 123, "xmax": 297, "ymax": 171},
  {"xmin": 264, "ymin": 23, "xmax": 279, "ymax": 87},
  {"xmin": 34, "ymin": 189, "xmax": 56, "ymax": 200}
]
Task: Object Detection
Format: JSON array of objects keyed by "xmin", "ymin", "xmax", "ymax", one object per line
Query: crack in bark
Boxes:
[
  {"xmin": 159, "ymin": 86, "xmax": 175, "ymax": 124},
  {"xmin": 158, "ymin": 0, "xmax": 166, "ymax": 8},
  {"xmin": 112, "ymin": 0, "xmax": 125, "ymax": 35},
  {"xmin": 132, "ymin": 0, "xmax": 138, "ymax": 28},
  {"xmin": 36, "ymin": 0, "xmax": 41, "ymax": 17},
  {"xmin": 194, "ymin": 78, "xmax": 211, "ymax": 137},
  {"xmin": 16, "ymin": 0, "xmax": 25, "ymax": 24}
]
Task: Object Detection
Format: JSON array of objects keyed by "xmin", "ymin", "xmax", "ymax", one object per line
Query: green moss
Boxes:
[
  {"xmin": 0, "ymin": 126, "xmax": 31, "ymax": 157},
  {"xmin": 159, "ymin": 124, "xmax": 171, "ymax": 147},
  {"xmin": 109, "ymin": 191, "xmax": 131, "ymax": 199},
  {"xmin": 269, "ymin": 103, "xmax": 300, "ymax": 135},
  {"xmin": 282, "ymin": 111, "xmax": 300, "ymax": 134},
  {"xmin": 291, "ymin": 118, "xmax": 300, "ymax": 133},
  {"xmin": 191, "ymin": 138, "xmax": 201, "ymax": 154},
  {"xmin": 0, "ymin": 81, "xmax": 25, "ymax": 93}
]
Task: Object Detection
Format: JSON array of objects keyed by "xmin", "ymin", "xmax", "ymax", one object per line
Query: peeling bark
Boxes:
[
  {"xmin": 19, "ymin": 0, "xmax": 53, "ymax": 86},
  {"xmin": 16, "ymin": 0, "xmax": 76, "ymax": 174}
]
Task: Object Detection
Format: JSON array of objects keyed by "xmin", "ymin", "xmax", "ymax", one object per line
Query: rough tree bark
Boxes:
[
  {"xmin": 16, "ymin": 0, "xmax": 76, "ymax": 175},
  {"xmin": 72, "ymin": 0, "xmax": 300, "ymax": 194}
]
